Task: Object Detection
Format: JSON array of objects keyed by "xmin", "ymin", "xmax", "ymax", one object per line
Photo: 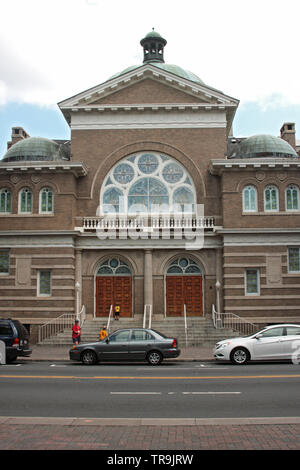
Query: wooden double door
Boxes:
[
  {"xmin": 166, "ymin": 275, "xmax": 203, "ymax": 316},
  {"xmin": 96, "ymin": 276, "xmax": 132, "ymax": 317}
]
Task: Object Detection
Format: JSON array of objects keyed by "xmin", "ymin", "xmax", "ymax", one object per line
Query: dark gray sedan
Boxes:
[{"xmin": 69, "ymin": 328, "xmax": 180, "ymax": 365}]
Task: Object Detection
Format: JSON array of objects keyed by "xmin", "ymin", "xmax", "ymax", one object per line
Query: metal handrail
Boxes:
[
  {"xmin": 143, "ymin": 304, "xmax": 152, "ymax": 329},
  {"xmin": 38, "ymin": 305, "xmax": 86, "ymax": 343},
  {"xmin": 183, "ymin": 304, "xmax": 188, "ymax": 347},
  {"xmin": 106, "ymin": 305, "xmax": 113, "ymax": 332},
  {"xmin": 212, "ymin": 304, "xmax": 258, "ymax": 336}
]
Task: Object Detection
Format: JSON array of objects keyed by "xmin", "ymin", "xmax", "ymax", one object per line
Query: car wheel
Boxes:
[
  {"xmin": 147, "ymin": 351, "xmax": 163, "ymax": 366},
  {"xmin": 230, "ymin": 347, "xmax": 250, "ymax": 365},
  {"xmin": 6, "ymin": 355, "xmax": 17, "ymax": 364},
  {"xmin": 81, "ymin": 350, "xmax": 98, "ymax": 365}
]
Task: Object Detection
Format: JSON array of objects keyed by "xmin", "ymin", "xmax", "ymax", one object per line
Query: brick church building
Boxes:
[{"xmin": 1, "ymin": 30, "xmax": 300, "ymax": 341}]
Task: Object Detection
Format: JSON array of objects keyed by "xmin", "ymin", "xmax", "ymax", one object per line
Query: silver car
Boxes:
[
  {"xmin": 214, "ymin": 324, "xmax": 300, "ymax": 365},
  {"xmin": 69, "ymin": 328, "xmax": 180, "ymax": 365}
]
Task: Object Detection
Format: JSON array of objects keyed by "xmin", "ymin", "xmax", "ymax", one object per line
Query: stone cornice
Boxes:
[
  {"xmin": 0, "ymin": 161, "xmax": 88, "ymax": 177},
  {"xmin": 209, "ymin": 158, "xmax": 300, "ymax": 175}
]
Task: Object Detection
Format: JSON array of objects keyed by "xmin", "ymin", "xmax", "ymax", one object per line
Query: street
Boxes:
[{"xmin": 1, "ymin": 361, "xmax": 300, "ymax": 419}]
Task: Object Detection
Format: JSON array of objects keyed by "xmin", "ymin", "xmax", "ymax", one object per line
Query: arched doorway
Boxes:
[
  {"xmin": 95, "ymin": 257, "xmax": 132, "ymax": 317},
  {"xmin": 165, "ymin": 257, "xmax": 203, "ymax": 317}
]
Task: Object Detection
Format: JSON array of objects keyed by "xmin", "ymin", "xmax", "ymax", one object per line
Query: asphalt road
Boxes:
[{"xmin": 1, "ymin": 361, "xmax": 300, "ymax": 419}]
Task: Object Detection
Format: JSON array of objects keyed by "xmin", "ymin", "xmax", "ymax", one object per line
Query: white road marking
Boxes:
[
  {"xmin": 110, "ymin": 391, "xmax": 241, "ymax": 395},
  {"xmin": 182, "ymin": 392, "xmax": 241, "ymax": 395},
  {"xmin": 110, "ymin": 392, "xmax": 161, "ymax": 395}
]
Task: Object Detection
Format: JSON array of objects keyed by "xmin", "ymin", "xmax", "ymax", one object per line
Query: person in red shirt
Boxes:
[{"xmin": 72, "ymin": 320, "xmax": 81, "ymax": 345}]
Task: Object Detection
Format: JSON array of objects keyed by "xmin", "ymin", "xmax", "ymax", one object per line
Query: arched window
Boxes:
[
  {"xmin": 242, "ymin": 185, "xmax": 257, "ymax": 212},
  {"xmin": 128, "ymin": 177, "xmax": 169, "ymax": 213},
  {"xmin": 264, "ymin": 185, "xmax": 278, "ymax": 211},
  {"xmin": 96, "ymin": 258, "xmax": 131, "ymax": 276},
  {"xmin": 19, "ymin": 188, "xmax": 32, "ymax": 213},
  {"xmin": 40, "ymin": 187, "xmax": 54, "ymax": 213},
  {"xmin": 0, "ymin": 188, "xmax": 11, "ymax": 213},
  {"xmin": 286, "ymin": 184, "xmax": 299, "ymax": 211},
  {"xmin": 100, "ymin": 152, "xmax": 196, "ymax": 215},
  {"xmin": 166, "ymin": 257, "xmax": 202, "ymax": 275}
]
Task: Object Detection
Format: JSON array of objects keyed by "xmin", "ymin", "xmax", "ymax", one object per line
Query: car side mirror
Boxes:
[
  {"xmin": 105, "ymin": 338, "xmax": 109, "ymax": 344},
  {"xmin": 255, "ymin": 334, "xmax": 263, "ymax": 340}
]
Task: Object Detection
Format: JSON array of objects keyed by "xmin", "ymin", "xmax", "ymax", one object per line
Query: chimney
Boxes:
[
  {"xmin": 280, "ymin": 122, "xmax": 296, "ymax": 149},
  {"xmin": 7, "ymin": 127, "xmax": 30, "ymax": 149}
]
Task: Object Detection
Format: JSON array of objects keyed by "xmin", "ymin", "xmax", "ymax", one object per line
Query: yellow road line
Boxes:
[{"xmin": 1, "ymin": 374, "xmax": 300, "ymax": 380}]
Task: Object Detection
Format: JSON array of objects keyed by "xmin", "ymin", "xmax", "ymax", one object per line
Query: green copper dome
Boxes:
[
  {"xmin": 109, "ymin": 62, "xmax": 205, "ymax": 85},
  {"xmin": 229, "ymin": 134, "xmax": 298, "ymax": 159},
  {"xmin": 2, "ymin": 137, "xmax": 69, "ymax": 162}
]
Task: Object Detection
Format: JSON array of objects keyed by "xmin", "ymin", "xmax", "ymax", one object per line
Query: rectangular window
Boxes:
[
  {"xmin": 0, "ymin": 250, "xmax": 10, "ymax": 275},
  {"xmin": 245, "ymin": 269, "xmax": 260, "ymax": 295},
  {"xmin": 288, "ymin": 248, "xmax": 300, "ymax": 273},
  {"xmin": 38, "ymin": 270, "xmax": 51, "ymax": 296}
]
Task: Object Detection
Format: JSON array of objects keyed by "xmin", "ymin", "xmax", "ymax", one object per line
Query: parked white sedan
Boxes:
[{"xmin": 214, "ymin": 324, "xmax": 300, "ymax": 365}]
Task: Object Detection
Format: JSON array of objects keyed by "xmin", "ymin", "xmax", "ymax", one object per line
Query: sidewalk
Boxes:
[{"xmin": 21, "ymin": 344, "xmax": 214, "ymax": 362}]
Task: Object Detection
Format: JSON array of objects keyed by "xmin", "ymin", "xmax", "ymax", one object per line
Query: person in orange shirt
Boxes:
[{"xmin": 99, "ymin": 326, "xmax": 108, "ymax": 341}]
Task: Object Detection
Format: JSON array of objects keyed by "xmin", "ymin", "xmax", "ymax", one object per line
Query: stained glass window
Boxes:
[
  {"xmin": 167, "ymin": 257, "xmax": 202, "ymax": 275},
  {"xmin": 173, "ymin": 187, "xmax": 194, "ymax": 212},
  {"xmin": 97, "ymin": 258, "xmax": 131, "ymax": 276},
  {"xmin": 101, "ymin": 152, "xmax": 196, "ymax": 215},
  {"xmin": 162, "ymin": 163, "xmax": 184, "ymax": 183},
  {"xmin": 103, "ymin": 187, "xmax": 124, "ymax": 213},
  {"xmin": 113, "ymin": 163, "xmax": 134, "ymax": 184},
  {"xmin": 128, "ymin": 177, "xmax": 169, "ymax": 213},
  {"xmin": 138, "ymin": 154, "xmax": 159, "ymax": 174}
]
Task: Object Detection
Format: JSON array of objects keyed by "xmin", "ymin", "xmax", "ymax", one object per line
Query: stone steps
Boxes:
[{"xmin": 39, "ymin": 316, "xmax": 240, "ymax": 346}]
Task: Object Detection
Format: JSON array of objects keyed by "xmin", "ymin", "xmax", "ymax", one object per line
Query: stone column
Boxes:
[{"xmin": 144, "ymin": 249, "xmax": 153, "ymax": 309}]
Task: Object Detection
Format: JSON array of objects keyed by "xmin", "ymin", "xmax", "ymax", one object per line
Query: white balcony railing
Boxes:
[{"xmin": 80, "ymin": 216, "xmax": 215, "ymax": 232}]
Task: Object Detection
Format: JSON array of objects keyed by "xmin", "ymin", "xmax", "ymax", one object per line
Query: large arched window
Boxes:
[
  {"xmin": 286, "ymin": 184, "xmax": 299, "ymax": 211},
  {"xmin": 101, "ymin": 152, "xmax": 196, "ymax": 215},
  {"xmin": 242, "ymin": 185, "xmax": 257, "ymax": 212},
  {"xmin": 264, "ymin": 185, "xmax": 278, "ymax": 212}
]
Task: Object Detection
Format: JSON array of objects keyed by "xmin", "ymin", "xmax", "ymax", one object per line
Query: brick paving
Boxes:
[{"xmin": 0, "ymin": 422, "xmax": 300, "ymax": 450}]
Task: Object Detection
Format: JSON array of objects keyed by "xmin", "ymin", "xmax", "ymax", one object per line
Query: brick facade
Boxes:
[{"xmin": 1, "ymin": 33, "xmax": 300, "ymax": 340}]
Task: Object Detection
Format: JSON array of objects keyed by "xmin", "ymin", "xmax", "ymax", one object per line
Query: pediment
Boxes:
[
  {"xmin": 88, "ymin": 78, "xmax": 212, "ymax": 106},
  {"xmin": 58, "ymin": 63, "xmax": 239, "ymax": 110}
]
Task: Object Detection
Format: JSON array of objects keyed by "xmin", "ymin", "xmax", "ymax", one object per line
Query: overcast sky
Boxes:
[{"xmin": 1, "ymin": 0, "xmax": 300, "ymax": 155}]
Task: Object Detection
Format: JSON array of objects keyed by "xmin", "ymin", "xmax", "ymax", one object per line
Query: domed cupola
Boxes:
[
  {"xmin": 228, "ymin": 134, "xmax": 298, "ymax": 159},
  {"xmin": 140, "ymin": 28, "xmax": 167, "ymax": 63},
  {"xmin": 1, "ymin": 137, "xmax": 70, "ymax": 163}
]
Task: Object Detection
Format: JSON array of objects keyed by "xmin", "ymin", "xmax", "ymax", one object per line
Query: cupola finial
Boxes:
[{"xmin": 140, "ymin": 30, "xmax": 167, "ymax": 64}]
